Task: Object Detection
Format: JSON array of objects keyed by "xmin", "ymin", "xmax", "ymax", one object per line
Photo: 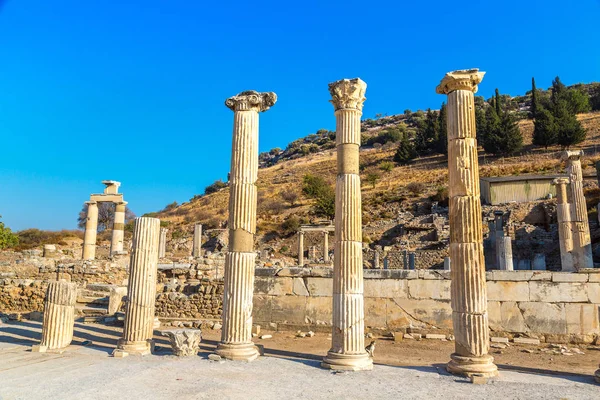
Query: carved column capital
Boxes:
[
  {"xmin": 436, "ymin": 69, "xmax": 485, "ymax": 94},
  {"xmin": 328, "ymin": 78, "xmax": 367, "ymax": 112},
  {"xmin": 561, "ymin": 149, "xmax": 584, "ymax": 162},
  {"xmin": 225, "ymin": 91, "xmax": 277, "ymax": 112}
]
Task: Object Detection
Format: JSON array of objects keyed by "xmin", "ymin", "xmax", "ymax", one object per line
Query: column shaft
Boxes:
[
  {"xmin": 35, "ymin": 280, "xmax": 77, "ymax": 352},
  {"xmin": 553, "ymin": 178, "xmax": 575, "ymax": 271},
  {"xmin": 437, "ymin": 69, "xmax": 497, "ymax": 377},
  {"xmin": 158, "ymin": 228, "xmax": 167, "ymax": 258},
  {"xmin": 82, "ymin": 201, "xmax": 98, "ymax": 260},
  {"xmin": 496, "ymin": 236, "xmax": 514, "ymax": 271},
  {"xmin": 110, "ymin": 201, "xmax": 127, "ymax": 256},
  {"xmin": 298, "ymin": 232, "xmax": 304, "ymax": 266},
  {"xmin": 193, "ymin": 223, "xmax": 203, "ymax": 257},
  {"xmin": 323, "ymin": 232, "xmax": 329, "ymax": 262},
  {"xmin": 116, "ymin": 217, "xmax": 160, "ymax": 356}
]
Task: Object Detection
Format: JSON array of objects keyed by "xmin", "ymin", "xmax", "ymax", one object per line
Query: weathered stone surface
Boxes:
[
  {"xmin": 552, "ymin": 273, "xmax": 588, "ymax": 283},
  {"xmin": 530, "ymin": 272, "xmax": 552, "ymax": 281},
  {"xmin": 292, "ymin": 278, "xmax": 309, "ymax": 296},
  {"xmin": 305, "ymin": 277, "xmax": 333, "ymax": 297},
  {"xmin": 486, "ymin": 281, "xmax": 529, "ymax": 302},
  {"xmin": 529, "ymin": 281, "xmax": 588, "ymax": 303},
  {"xmin": 387, "ymin": 298, "xmax": 453, "ymax": 330},
  {"xmin": 271, "ymin": 296, "xmax": 307, "ymax": 325},
  {"xmin": 364, "ymin": 279, "xmax": 407, "ymax": 299},
  {"xmin": 489, "ymin": 271, "xmax": 533, "ymax": 281},
  {"xmin": 161, "ymin": 329, "xmax": 202, "ymax": 356},
  {"xmin": 519, "ymin": 302, "xmax": 567, "ymax": 334},
  {"xmin": 408, "ymin": 279, "xmax": 450, "ymax": 300},
  {"xmin": 565, "ymin": 303, "xmax": 600, "ymax": 334},
  {"xmin": 364, "ymin": 297, "xmax": 387, "ymax": 328},
  {"xmin": 305, "ymin": 296, "xmax": 332, "ymax": 325},
  {"xmin": 587, "ymin": 283, "xmax": 600, "ymax": 303}
]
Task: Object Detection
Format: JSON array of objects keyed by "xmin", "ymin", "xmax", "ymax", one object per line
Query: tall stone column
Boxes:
[
  {"xmin": 193, "ymin": 223, "xmax": 203, "ymax": 257},
  {"xmin": 82, "ymin": 201, "xmax": 98, "ymax": 260},
  {"xmin": 322, "ymin": 78, "xmax": 372, "ymax": 371},
  {"xmin": 323, "ymin": 231, "xmax": 329, "ymax": 262},
  {"xmin": 553, "ymin": 178, "xmax": 575, "ymax": 271},
  {"xmin": 437, "ymin": 69, "xmax": 498, "ymax": 377},
  {"xmin": 562, "ymin": 150, "xmax": 593, "ymax": 270},
  {"xmin": 33, "ymin": 280, "xmax": 77, "ymax": 353},
  {"xmin": 298, "ymin": 231, "xmax": 304, "ymax": 266},
  {"xmin": 158, "ymin": 228, "xmax": 168, "ymax": 258},
  {"xmin": 216, "ymin": 90, "xmax": 277, "ymax": 362},
  {"xmin": 110, "ymin": 201, "xmax": 127, "ymax": 256},
  {"xmin": 115, "ymin": 217, "xmax": 160, "ymax": 356}
]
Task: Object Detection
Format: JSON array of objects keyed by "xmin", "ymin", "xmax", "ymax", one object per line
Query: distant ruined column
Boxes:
[
  {"xmin": 322, "ymin": 78, "xmax": 372, "ymax": 371},
  {"xmin": 216, "ymin": 90, "xmax": 277, "ymax": 362},
  {"xmin": 82, "ymin": 201, "xmax": 98, "ymax": 260},
  {"xmin": 33, "ymin": 280, "xmax": 77, "ymax": 353},
  {"xmin": 373, "ymin": 250, "xmax": 380, "ymax": 269},
  {"xmin": 193, "ymin": 223, "xmax": 203, "ymax": 257},
  {"xmin": 115, "ymin": 217, "xmax": 160, "ymax": 356},
  {"xmin": 323, "ymin": 231, "xmax": 330, "ymax": 262},
  {"xmin": 494, "ymin": 212, "xmax": 513, "ymax": 271},
  {"xmin": 158, "ymin": 228, "xmax": 168, "ymax": 258},
  {"xmin": 298, "ymin": 231, "xmax": 305, "ymax": 266},
  {"xmin": 437, "ymin": 69, "xmax": 498, "ymax": 377},
  {"xmin": 110, "ymin": 201, "xmax": 127, "ymax": 256},
  {"xmin": 562, "ymin": 150, "xmax": 593, "ymax": 270},
  {"xmin": 553, "ymin": 178, "xmax": 575, "ymax": 271}
]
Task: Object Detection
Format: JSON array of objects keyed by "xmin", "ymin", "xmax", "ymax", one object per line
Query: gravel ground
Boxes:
[{"xmin": 1, "ymin": 321, "xmax": 599, "ymax": 400}]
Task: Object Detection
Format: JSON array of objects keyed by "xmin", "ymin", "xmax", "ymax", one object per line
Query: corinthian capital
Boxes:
[
  {"xmin": 436, "ymin": 69, "xmax": 485, "ymax": 94},
  {"xmin": 225, "ymin": 90, "xmax": 277, "ymax": 112},
  {"xmin": 328, "ymin": 78, "xmax": 367, "ymax": 111}
]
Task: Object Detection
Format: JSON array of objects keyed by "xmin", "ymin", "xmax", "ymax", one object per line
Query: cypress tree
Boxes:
[
  {"xmin": 495, "ymin": 88, "xmax": 501, "ymax": 115},
  {"xmin": 532, "ymin": 108, "xmax": 557, "ymax": 148},
  {"xmin": 482, "ymin": 105, "xmax": 502, "ymax": 154},
  {"xmin": 415, "ymin": 108, "xmax": 438, "ymax": 154},
  {"xmin": 394, "ymin": 132, "xmax": 417, "ymax": 164},
  {"xmin": 555, "ymin": 100, "xmax": 586, "ymax": 147},
  {"xmin": 499, "ymin": 112, "xmax": 523, "ymax": 155},
  {"xmin": 436, "ymin": 103, "xmax": 448, "ymax": 154},
  {"xmin": 531, "ymin": 77, "xmax": 538, "ymax": 117}
]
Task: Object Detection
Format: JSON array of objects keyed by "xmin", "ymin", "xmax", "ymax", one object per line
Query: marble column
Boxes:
[
  {"xmin": 373, "ymin": 250, "xmax": 380, "ymax": 269},
  {"xmin": 323, "ymin": 231, "xmax": 329, "ymax": 262},
  {"xmin": 82, "ymin": 201, "xmax": 98, "ymax": 260},
  {"xmin": 562, "ymin": 150, "xmax": 593, "ymax": 270},
  {"xmin": 298, "ymin": 231, "xmax": 304, "ymax": 266},
  {"xmin": 437, "ymin": 69, "xmax": 498, "ymax": 377},
  {"xmin": 322, "ymin": 78, "xmax": 372, "ymax": 371},
  {"xmin": 158, "ymin": 228, "xmax": 168, "ymax": 258},
  {"xmin": 115, "ymin": 217, "xmax": 160, "ymax": 356},
  {"xmin": 193, "ymin": 223, "xmax": 203, "ymax": 257},
  {"xmin": 33, "ymin": 280, "xmax": 77, "ymax": 353},
  {"xmin": 110, "ymin": 201, "xmax": 127, "ymax": 256},
  {"xmin": 216, "ymin": 90, "xmax": 277, "ymax": 362},
  {"xmin": 553, "ymin": 178, "xmax": 575, "ymax": 271}
]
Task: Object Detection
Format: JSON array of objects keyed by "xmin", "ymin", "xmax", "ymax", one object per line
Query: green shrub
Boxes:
[
  {"xmin": 205, "ymin": 179, "xmax": 228, "ymax": 195},
  {"xmin": 0, "ymin": 219, "xmax": 18, "ymax": 249},
  {"xmin": 379, "ymin": 161, "xmax": 394, "ymax": 172},
  {"xmin": 280, "ymin": 215, "xmax": 301, "ymax": 236}
]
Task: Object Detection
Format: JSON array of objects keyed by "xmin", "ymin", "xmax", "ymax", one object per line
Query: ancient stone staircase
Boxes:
[{"xmin": 75, "ymin": 284, "xmax": 113, "ymax": 322}]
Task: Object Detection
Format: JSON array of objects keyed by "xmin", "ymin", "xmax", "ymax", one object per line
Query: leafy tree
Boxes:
[
  {"xmin": 366, "ymin": 126, "xmax": 405, "ymax": 146},
  {"xmin": 204, "ymin": 179, "xmax": 227, "ymax": 195},
  {"xmin": 591, "ymin": 90, "xmax": 600, "ymax": 111},
  {"xmin": 393, "ymin": 133, "xmax": 417, "ymax": 164},
  {"xmin": 531, "ymin": 77, "xmax": 538, "ymax": 117},
  {"xmin": 0, "ymin": 217, "xmax": 18, "ymax": 249},
  {"xmin": 436, "ymin": 102, "xmax": 448, "ymax": 154},
  {"xmin": 77, "ymin": 203, "xmax": 136, "ymax": 232},
  {"xmin": 551, "ymin": 76, "xmax": 590, "ymax": 114},
  {"xmin": 379, "ymin": 161, "xmax": 394, "ymax": 172},
  {"xmin": 474, "ymin": 96, "xmax": 487, "ymax": 144},
  {"xmin": 302, "ymin": 174, "xmax": 335, "ymax": 219},
  {"xmin": 532, "ymin": 108, "xmax": 557, "ymax": 148},
  {"xmin": 415, "ymin": 108, "xmax": 439, "ymax": 154},
  {"xmin": 365, "ymin": 173, "xmax": 380, "ymax": 188},
  {"xmin": 555, "ymin": 100, "xmax": 586, "ymax": 147}
]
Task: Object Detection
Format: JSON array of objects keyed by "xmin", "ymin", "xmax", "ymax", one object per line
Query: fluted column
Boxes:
[
  {"xmin": 216, "ymin": 90, "xmax": 277, "ymax": 362},
  {"xmin": 437, "ymin": 69, "xmax": 498, "ymax": 377},
  {"xmin": 298, "ymin": 231, "xmax": 304, "ymax": 266},
  {"xmin": 110, "ymin": 201, "xmax": 127, "ymax": 256},
  {"xmin": 158, "ymin": 228, "xmax": 167, "ymax": 258},
  {"xmin": 553, "ymin": 178, "xmax": 575, "ymax": 271},
  {"xmin": 115, "ymin": 217, "xmax": 160, "ymax": 356},
  {"xmin": 323, "ymin": 231, "xmax": 329, "ymax": 262},
  {"xmin": 193, "ymin": 223, "xmax": 203, "ymax": 257},
  {"xmin": 33, "ymin": 280, "xmax": 77, "ymax": 353},
  {"xmin": 82, "ymin": 201, "xmax": 98, "ymax": 260},
  {"xmin": 562, "ymin": 150, "xmax": 593, "ymax": 271},
  {"xmin": 322, "ymin": 78, "xmax": 372, "ymax": 371}
]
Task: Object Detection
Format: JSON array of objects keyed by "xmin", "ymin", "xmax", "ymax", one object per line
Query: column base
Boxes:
[
  {"xmin": 322, "ymin": 351, "xmax": 373, "ymax": 371},
  {"xmin": 215, "ymin": 342, "xmax": 260, "ymax": 362},
  {"xmin": 116, "ymin": 339, "xmax": 154, "ymax": 356},
  {"xmin": 447, "ymin": 353, "xmax": 498, "ymax": 378}
]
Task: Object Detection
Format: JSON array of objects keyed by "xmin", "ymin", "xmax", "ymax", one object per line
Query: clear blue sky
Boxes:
[{"xmin": 1, "ymin": 0, "xmax": 599, "ymax": 231}]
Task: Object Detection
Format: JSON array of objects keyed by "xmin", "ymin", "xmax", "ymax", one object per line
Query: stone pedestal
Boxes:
[
  {"xmin": 562, "ymin": 151, "xmax": 593, "ymax": 271},
  {"xmin": 298, "ymin": 231, "xmax": 304, "ymax": 266},
  {"xmin": 115, "ymin": 217, "xmax": 160, "ymax": 356},
  {"xmin": 158, "ymin": 228, "xmax": 168, "ymax": 259},
  {"xmin": 553, "ymin": 178, "xmax": 575, "ymax": 271},
  {"xmin": 82, "ymin": 201, "xmax": 98, "ymax": 260},
  {"xmin": 437, "ymin": 69, "xmax": 497, "ymax": 378},
  {"xmin": 33, "ymin": 280, "xmax": 77, "ymax": 353},
  {"xmin": 323, "ymin": 232, "xmax": 330, "ymax": 262},
  {"xmin": 193, "ymin": 223, "xmax": 203, "ymax": 257},
  {"xmin": 216, "ymin": 90, "xmax": 277, "ymax": 362},
  {"xmin": 322, "ymin": 78, "xmax": 372, "ymax": 371},
  {"xmin": 43, "ymin": 244, "xmax": 57, "ymax": 258},
  {"xmin": 111, "ymin": 201, "xmax": 127, "ymax": 256},
  {"xmin": 161, "ymin": 329, "xmax": 202, "ymax": 356}
]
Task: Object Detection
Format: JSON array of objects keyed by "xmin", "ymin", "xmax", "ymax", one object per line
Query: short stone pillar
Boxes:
[
  {"xmin": 298, "ymin": 231, "xmax": 305, "ymax": 266},
  {"xmin": 110, "ymin": 201, "xmax": 127, "ymax": 256},
  {"xmin": 322, "ymin": 78, "xmax": 372, "ymax": 371},
  {"xmin": 496, "ymin": 236, "xmax": 514, "ymax": 271},
  {"xmin": 192, "ymin": 223, "xmax": 203, "ymax": 257},
  {"xmin": 437, "ymin": 69, "xmax": 497, "ymax": 377},
  {"xmin": 444, "ymin": 257, "xmax": 451, "ymax": 271},
  {"xmin": 383, "ymin": 257, "xmax": 389, "ymax": 270},
  {"xmin": 43, "ymin": 244, "xmax": 57, "ymax": 258},
  {"xmin": 161, "ymin": 329, "xmax": 202, "ymax": 356},
  {"xmin": 553, "ymin": 178, "xmax": 575, "ymax": 271},
  {"xmin": 108, "ymin": 286, "xmax": 127, "ymax": 315},
  {"xmin": 532, "ymin": 254, "xmax": 546, "ymax": 270},
  {"xmin": 33, "ymin": 280, "xmax": 77, "ymax": 353},
  {"xmin": 323, "ymin": 231, "xmax": 330, "ymax": 262},
  {"xmin": 408, "ymin": 253, "xmax": 416, "ymax": 270},
  {"xmin": 115, "ymin": 217, "xmax": 160, "ymax": 356},
  {"xmin": 562, "ymin": 150, "xmax": 593, "ymax": 270},
  {"xmin": 82, "ymin": 201, "xmax": 98, "ymax": 260},
  {"xmin": 158, "ymin": 228, "xmax": 168, "ymax": 259},
  {"xmin": 373, "ymin": 251, "xmax": 380, "ymax": 269},
  {"xmin": 216, "ymin": 90, "xmax": 277, "ymax": 362}
]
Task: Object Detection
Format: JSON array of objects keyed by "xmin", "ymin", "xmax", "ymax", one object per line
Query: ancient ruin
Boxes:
[
  {"xmin": 162, "ymin": 328, "xmax": 202, "ymax": 356},
  {"xmin": 215, "ymin": 90, "xmax": 277, "ymax": 361},
  {"xmin": 553, "ymin": 177, "xmax": 575, "ymax": 271},
  {"xmin": 82, "ymin": 180, "xmax": 127, "ymax": 260},
  {"xmin": 322, "ymin": 78, "xmax": 372, "ymax": 371},
  {"xmin": 32, "ymin": 280, "xmax": 77, "ymax": 353},
  {"xmin": 297, "ymin": 222, "xmax": 334, "ymax": 265},
  {"xmin": 436, "ymin": 69, "xmax": 498, "ymax": 377},
  {"xmin": 193, "ymin": 223, "xmax": 203, "ymax": 257}
]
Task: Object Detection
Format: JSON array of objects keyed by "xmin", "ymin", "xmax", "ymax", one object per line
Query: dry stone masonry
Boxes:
[
  {"xmin": 216, "ymin": 90, "xmax": 277, "ymax": 362},
  {"xmin": 437, "ymin": 69, "xmax": 498, "ymax": 377}
]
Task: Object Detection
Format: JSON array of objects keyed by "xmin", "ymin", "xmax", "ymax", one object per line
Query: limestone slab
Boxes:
[
  {"xmin": 408, "ymin": 279, "xmax": 451, "ymax": 300},
  {"xmin": 529, "ymin": 281, "xmax": 588, "ymax": 303},
  {"xmin": 305, "ymin": 277, "xmax": 333, "ymax": 297},
  {"xmin": 565, "ymin": 303, "xmax": 600, "ymax": 334},
  {"xmin": 486, "ymin": 281, "xmax": 529, "ymax": 302},
  {"xmin": 552, "ymin": 273, "xmax": 588, "ymax": 283},
  {"xmin": 518, "ymin": 302, "xmax": 567, "ymax": 334},
  {"xmin": 364, "ymin": 279, "xmax": 407, "ymax": 299},
  {"xmin": 292, "ymin": 278, "xmax": 310, "ymax": 296},
  {"xmin": 488, "ymin": 271, "xmax": 533, "ymax": 281}
]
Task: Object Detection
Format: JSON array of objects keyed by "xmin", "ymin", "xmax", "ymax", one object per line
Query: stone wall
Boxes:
[
  {"xmin": 155, "ymin": 280, "xmax": 224, "ymax": 320},
  {"xmin": 253, "ymin": 267, "xmax": 600, "ymax": 343}
]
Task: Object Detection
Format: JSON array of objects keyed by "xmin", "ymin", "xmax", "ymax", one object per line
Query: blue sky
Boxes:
[{"xmin": 0, "ymin": 0, "xmax": 599, "ymax": 231}]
